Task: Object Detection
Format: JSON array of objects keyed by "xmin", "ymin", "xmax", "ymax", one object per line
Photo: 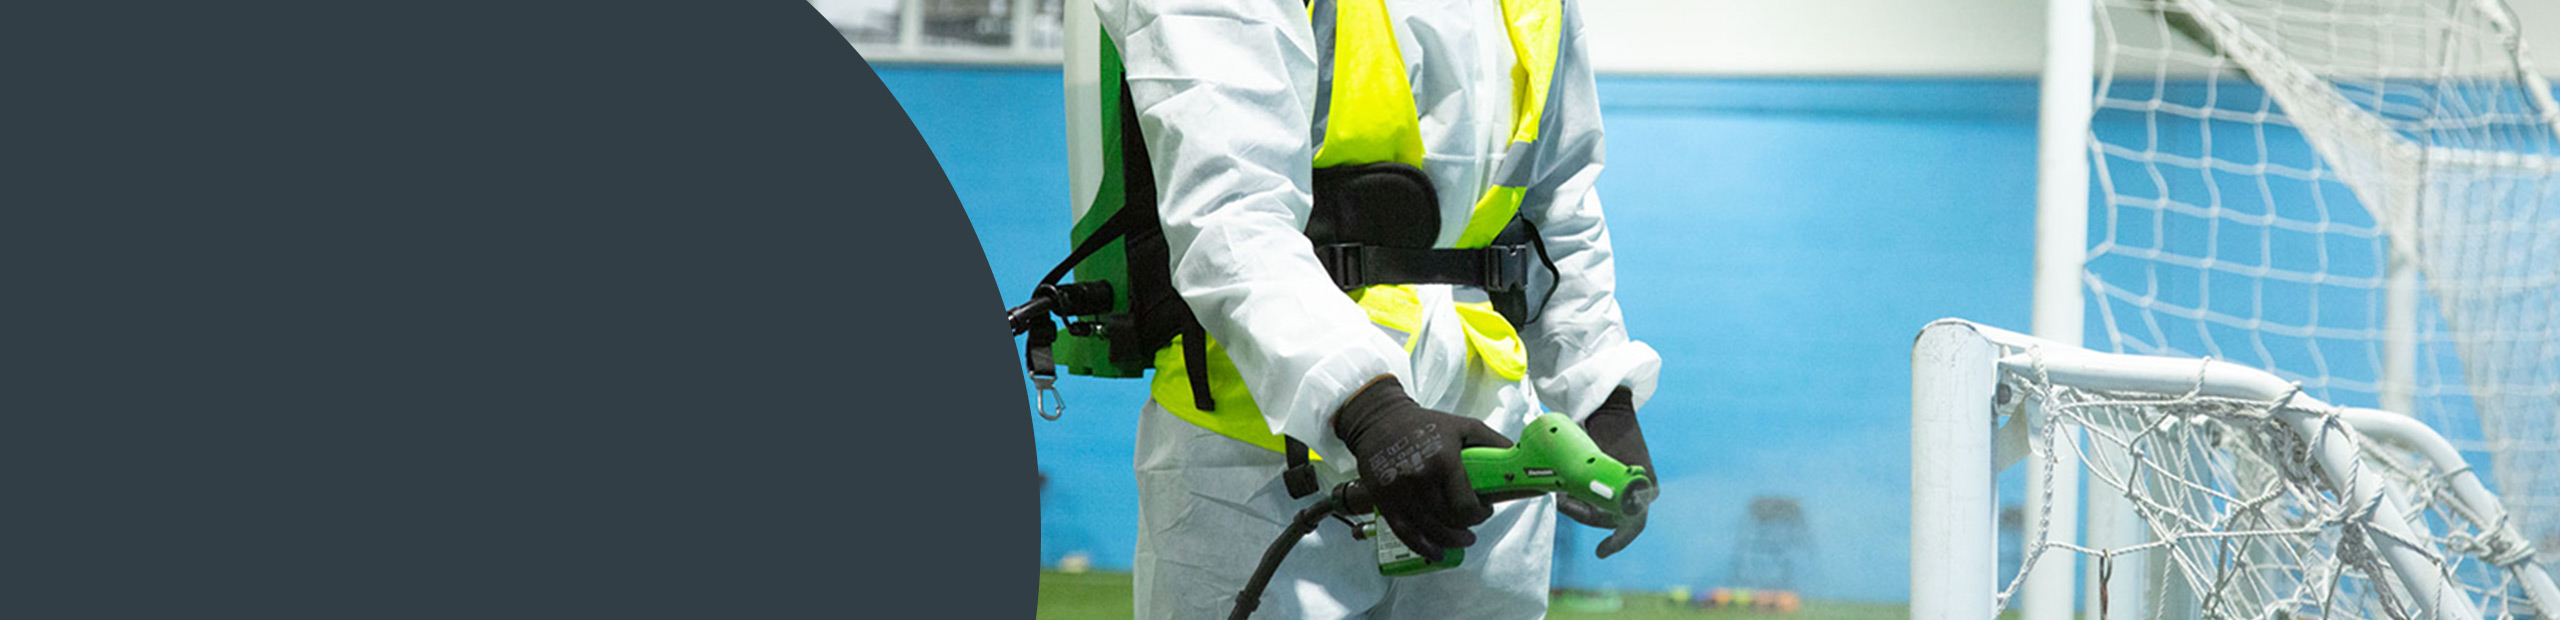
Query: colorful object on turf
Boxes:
[{"xmin": 1699, "ymin": 587, "xmax": 1802, "ymax": 614}]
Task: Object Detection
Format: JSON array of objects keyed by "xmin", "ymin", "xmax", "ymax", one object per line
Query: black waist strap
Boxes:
[{"xmin": 1314, "ymin": 243, "xmax": 1530, "ymax": 292}]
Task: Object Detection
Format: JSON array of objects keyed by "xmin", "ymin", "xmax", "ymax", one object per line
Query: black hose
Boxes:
[
  {"xmin": 1229, "ymin": 496, "xmax": 1344, "ymax": 620},
  {"xmin": 1005, "ymin": 296, "xmax": 1055, "ymax": 336},
  {"xmin": 1007, "ymin": 282, "xmax": 1114, "ymax": 336}
]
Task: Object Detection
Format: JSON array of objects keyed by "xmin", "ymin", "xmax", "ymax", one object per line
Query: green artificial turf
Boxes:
[
  {"xmin": 1036, "ymin": 570, "xmax": 1137, "ymax": 620},
  {"xmin": 1034, "ymin": 570, "xmax": 1915, "ymax": 619}
]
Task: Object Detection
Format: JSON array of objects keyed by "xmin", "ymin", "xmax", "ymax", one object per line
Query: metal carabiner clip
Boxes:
[{"xmin": 1031, "ymin": 372, "xmax": 1065, "ymax": 421}]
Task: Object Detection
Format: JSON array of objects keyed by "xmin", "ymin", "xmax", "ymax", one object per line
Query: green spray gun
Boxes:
[{"xmin": 1228, "ymin": 412, "xmax": 1653, "ymax": 619}]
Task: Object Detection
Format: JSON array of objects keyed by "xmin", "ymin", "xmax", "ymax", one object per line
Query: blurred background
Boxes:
[{"xmin": 808, "ymin": 0, "xmax": 2560, "ymax": 614}]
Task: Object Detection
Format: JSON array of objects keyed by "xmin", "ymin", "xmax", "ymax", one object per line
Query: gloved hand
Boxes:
[
  {"xmin": 1558, "ymin": 387, "xmax": 1657, "ymax": 558},
  {"xmin": 1332, "ymin": 376, "xmax": 1516, "ymax": 563}
]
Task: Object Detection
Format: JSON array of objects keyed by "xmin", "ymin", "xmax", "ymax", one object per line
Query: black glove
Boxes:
[
  {"xmin": 1333, "ymin": 377, "xmax": 1515, "ymax": 563},
  {"xmin": 1558, "ymin": 387, "xmax": 1657, "ymax": 558}
]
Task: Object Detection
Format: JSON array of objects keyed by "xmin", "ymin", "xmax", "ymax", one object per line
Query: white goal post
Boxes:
[{"xmin": 1914, "ymin": 318, "xmax": 2560, "ymax": 620}]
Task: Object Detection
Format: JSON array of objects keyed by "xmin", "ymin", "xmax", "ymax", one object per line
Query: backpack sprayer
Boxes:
[{"xmin": 1227, "ymin": 412, "xmax": 1654, "ymax": 620}]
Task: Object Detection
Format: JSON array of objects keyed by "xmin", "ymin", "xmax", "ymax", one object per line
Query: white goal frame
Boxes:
[{"xmin": 1912, "ymin": 318, "xmax": 2560, "ymax": 620}]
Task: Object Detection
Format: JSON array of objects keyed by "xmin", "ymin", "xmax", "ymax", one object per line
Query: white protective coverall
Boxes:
[{"xmin": 1096, "ymin": 0, "xmax": 1661, "ymax": 616}]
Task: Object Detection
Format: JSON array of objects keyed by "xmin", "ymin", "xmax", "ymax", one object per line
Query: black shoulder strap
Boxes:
[
  {"xmin": 1038, "ymin": 82, "xmax": 1162, "ymax": 288},
  {"xmin": 1039, "ymin": 205, "xmax": 1147, "ymax": 287}
]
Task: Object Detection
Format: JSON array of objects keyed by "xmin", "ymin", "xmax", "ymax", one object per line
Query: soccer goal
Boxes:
[
  {"xmin": 1983, "ymin": 0, "xmax": 2560, "ymax": 616},
  {"xmin": 1914, "ymin": 319, "xmax": 2558, "ymax": 620}
]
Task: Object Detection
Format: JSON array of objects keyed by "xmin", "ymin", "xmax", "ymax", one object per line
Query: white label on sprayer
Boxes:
[
  {"xmin": 1590, "ymin": 480, "xmax": 1615, "ymax": 500},
  {"xmin": 1371, "ymin": 519, "xmax": 1421, "ymax": 565}
]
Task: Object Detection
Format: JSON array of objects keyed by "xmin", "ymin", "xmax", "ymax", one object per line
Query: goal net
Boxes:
[
  {"xmin": 2081, "ymin": 0, "xmax": 2560, "ymax": 595},
  {"xmin": 1913, "ymin": 320, "xmax": 2560, "ymax": 620}
]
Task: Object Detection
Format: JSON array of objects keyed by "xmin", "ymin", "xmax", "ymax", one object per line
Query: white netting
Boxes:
[
  {"xmin": 2086, "ymin": 0, "xmax": 2560, "ymax": 569},
  {"xmin": 2000, "ymin": 349, "xmax": 2548, "ymax": 619},
  {"xmin": 2363, "ymin": 428, "xmax": 2547, "ymax": 619}
]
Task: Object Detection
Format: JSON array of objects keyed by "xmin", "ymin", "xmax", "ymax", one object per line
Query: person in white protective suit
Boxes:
[{"xmin": 1094, "ymin": 0, "xmax": 1663, "ymax": 616}]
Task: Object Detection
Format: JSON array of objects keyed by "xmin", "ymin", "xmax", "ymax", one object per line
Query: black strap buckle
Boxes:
[
  {"xmin": 1314, "ymin": 244, "xmax": 1364, "ymax": 290},
  {"xmin": 1283, "ymin": 437, "xmax": 1317, "ymax": 499},
  {"xmin": 1482, "ymin": 245, "xmax": 1528, "ymax": 292}
]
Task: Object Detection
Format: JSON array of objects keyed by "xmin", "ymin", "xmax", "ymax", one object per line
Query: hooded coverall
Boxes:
[{"xmin": 1092, "ymin": 0, "xmax": 1661, "ymax": 616}]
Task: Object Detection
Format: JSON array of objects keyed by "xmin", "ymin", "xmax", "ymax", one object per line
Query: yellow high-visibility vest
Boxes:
[{"xmin": 1151, "ymin": 0, "xmax": 1567, "ymax": 455}]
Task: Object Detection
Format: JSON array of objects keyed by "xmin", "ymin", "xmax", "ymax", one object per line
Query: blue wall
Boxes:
[{"xmin": 882, "ymin": 66, "xmax": 2045, "ymax": 602}]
